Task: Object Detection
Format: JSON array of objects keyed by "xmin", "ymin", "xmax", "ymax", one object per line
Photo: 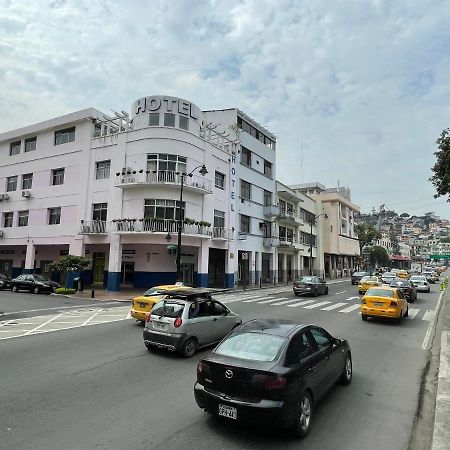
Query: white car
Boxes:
[{"xmin": 410, "ymin": 275, "xmax": 430, "ymax": 293}]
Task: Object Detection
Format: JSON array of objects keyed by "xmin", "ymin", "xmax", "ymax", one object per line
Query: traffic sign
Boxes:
[{"xmin": 430, "ymin": 254, "xmax": 450, "ymax": 259}]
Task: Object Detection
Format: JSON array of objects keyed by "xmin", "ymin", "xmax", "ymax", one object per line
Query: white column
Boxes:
[
  {"xmin": 24, "ymin": 240, "xmax": 35, "ymax": 273},
  {"xmin": 282, "ymin": 253, "xmax": 287, "ymax": 283},
  {"xmin": 107, "ymin": 234, "xmax": 122, "ymax": 291},
  {"xmin": 197, "ymin": 240, "xmax": 209, "ymax": 287}
]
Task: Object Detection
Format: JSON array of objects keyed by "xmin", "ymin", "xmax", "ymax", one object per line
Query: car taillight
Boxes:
[
  {"xmin": 174, "ymin": 317, "xmax": 182, "ymax": 328},
  {"xmin": 361, "ymin": 298, "xmax": 366, "ymax": 304},
  {"xmin": 390, "ymin": 301, "xmax": 398, "ymax": 308},
  {"xmin": 197, "ymin": 361, "xmax": 209, "ymax": 374},
  {"xmin": 145, "ymin": 313, "xmax": 151, "ymax": 322},
  {"xmin": 252, "ymin": 374, "xmax": 287, "ymax": 390}
]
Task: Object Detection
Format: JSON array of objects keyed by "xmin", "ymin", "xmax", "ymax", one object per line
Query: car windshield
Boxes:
[
  {"xmin": 143, "ymin": 288, "xmax": 164, "ymax": 296},
  {"xmin": 151, "ymin": 301, "xmax": 184, "ymax": 318},
  {"xmin": 390, "ymin": 279, "xmax": 407, "ymax": 286},
  {"xmin": 215, "ymin": 332, "xmax": 287, "ymax": 362},
  {"xmin": 298, "ymin": 277, "xmax": 314, "ymax": 283},
  {"xmin": 361, "ymin": 276, "xmax": 378, "ymax": 282},
  {"xmin": 410, "ymin": 277, "xmax": 425, "ymax": 282},
  {"xmin": 34, "ymin": 275, "xmax": 49, "ymax": 282},
  {"xmin": 366, "ymin": 288, "xmax": 394, "ymax": 298}
]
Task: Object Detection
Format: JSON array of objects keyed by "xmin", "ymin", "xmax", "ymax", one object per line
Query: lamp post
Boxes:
[
  {"xmin": 175, "ymin": 164, "xmax": 208, "ymax": 283},
  {"xmin": 309, "ymin": 213, "xmax": 328, "ymax": 276}
]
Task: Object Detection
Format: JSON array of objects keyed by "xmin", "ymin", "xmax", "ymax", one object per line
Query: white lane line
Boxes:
[
  {"xmin": 422, "ymin": 310, "xmax": 435, "ymax": 322},
  {"xmin": 339, "ymin": 304, "xmax": 361, "ymax": 313},
  {"xmin": 0, "ymin": 303, "xmax": 119, "ymax": 316},
  {"xmin": 242, "ymin": 296, "xmax": 270, "ymax": 303},
  {"xmin": 303, "ymin": 301, "xmax": 332, "ymax": 309},
  {"xmin": 321, "ymin": 302, "xmax": 348, "ymax": 311},
  {"xmin": 335, "ymin": 291, "xmax": 346, "ymax": 295},
  {"xmin": 422, "ymin": 290, "xmax": 445, "ymax": 350},
  {"xmin": 346, "ymin": 296, "xmax": 361, "ymax": 301},
  {"xmin": 256, "ymin": 297, "xmax": 289, "ymax": 304},
  {"xmin": 23, "ymin": 314, "xmax": 63, "ymax": 335},
  {"xmin": 0, "ymin": 319, "xmax": 16, "ymax": 327},
  {"xmin": 126, "ymin": 311, "xmax": 132, "ymax": 319},
  {"xmin": 0, "ymin": 329, "xmax": 34, "ymax": 333},
  {"xmin": 82, "ymin": 312, "xmax": 99, "ymax": 327},
  {"xmin": 223, "ymin": 295, "xmax": 264, "ymax": 304},
  {"xmin": 271, "ymin": 299, "xmax": 304, "ymax": 306},
  {"xmin": 287, "ymin": 300, "xmax": 316, "ymax": 308},
  {"xmin": 407, "ymin": 308, "xmax": 420, "ymax": 319}
]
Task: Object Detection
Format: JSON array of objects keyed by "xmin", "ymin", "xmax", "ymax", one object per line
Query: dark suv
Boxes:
[{"xmin": 389, "ymin": 279, "xmax": 417, "ymax": 303}]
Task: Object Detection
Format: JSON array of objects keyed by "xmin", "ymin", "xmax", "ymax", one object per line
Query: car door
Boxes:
[
  {"xmin": 17, "ymin": 275, "xmax": 29, "ymax": 290},
  {"xmin": 26, "ymin": 275, "xmax": 36, "ymax": 291},
  {"xmin": 318, "ymin": 277, "xmax": 327, "ymax": 294},
  {"xmin": 186, "ymin": 299, "xmax": 213, "ymax": 346},
  {"xmin": 209, "ymin": 300, "xmax": 234, "ymax": 342}
]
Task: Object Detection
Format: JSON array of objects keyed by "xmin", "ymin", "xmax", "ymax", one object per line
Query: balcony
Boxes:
[
  {"xmin": 263, "ymin": 205, "xmax": 280, "ymax": 217},
  {"xmin": 114, "ymin": 170, "xmax": 212, "ymax": 194},
  {"xmin": 212, "ymin": 227, "xmax": 234, "ymax": 240},
  {"xmin": 112, "ymin": 218, "xmax": 212, "ymax": 238},
  {"xmin": 79, "ymin": 220, "xmax": 107, "ymax": 234},
  {"xmin": 278, "ymin": 209, "xmax": 303, "ymax": 225},
  {"xmin": 279, "ymin": 235, "xmax": 297, "ymax": 246},
  {"xmin": 263, "ymin": 236, "xmax": 280, "ymax": 247}
]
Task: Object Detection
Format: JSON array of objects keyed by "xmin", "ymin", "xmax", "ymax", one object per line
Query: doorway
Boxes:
[
  {"xmin": 180, "ymin": 263, "xmax": 194, "ymax": 286},
  {"xmin": 262, "ymin": 253, "xmax": 271, "ymax": 283},
  {"xmin": 208, "ymin": 248, "xmax": 226, "ymax": 287},
  {"xmin": 92, "ymin": 252, "xmax": 106, "ymax": 286},
  {"xmin": 0, "ymin": 260, "xmax": 13, "ymax": 277},
  {"xmin": 121, "ymin": 262, "xmax": 135, "ymax": 287}
]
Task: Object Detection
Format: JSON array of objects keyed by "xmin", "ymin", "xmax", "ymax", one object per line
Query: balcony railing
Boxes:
[
  {"xmin": 263, "ymin": 236, "xmax": 280, "ymax": 247},
  {"xmin": 79, "ymin": 220, "xmax": 107, "ymax": 234},
  {"xmin": 115, "ymin": 170, "xmax": 212, "ymax": 193},
  {"xmin": 212, "ymin": 227, "xmax": 233, "ymax": 240},
  {"xmin": 279, "ymin": 235, "xmax": 297, "ymax": 246},
  {"xmin": 263, "ymin": 205, "xmax": 280, "ymax": 217},
  {"xmin": 278, "ymin": 209, "xmax": 303, "ymax": 224}
]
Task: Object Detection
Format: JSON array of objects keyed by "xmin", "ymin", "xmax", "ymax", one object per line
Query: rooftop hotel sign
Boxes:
[{"xmin": 132, "ymin": 95, "xmax": 201, "ymax": 121}]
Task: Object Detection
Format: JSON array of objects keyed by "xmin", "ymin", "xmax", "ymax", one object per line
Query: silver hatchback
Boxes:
[{"xmin": 143, "ymin": 288, "xmax": 242, "ymax": 357}]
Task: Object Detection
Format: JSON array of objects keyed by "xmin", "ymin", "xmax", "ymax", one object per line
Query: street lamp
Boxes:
[
  {"xmin": 175, "ymin": 164, "xmax": 208, "ymax": 282},
  {"xmin": 309, "ymin": 213, "xmax": 328, "ymax": 276}
]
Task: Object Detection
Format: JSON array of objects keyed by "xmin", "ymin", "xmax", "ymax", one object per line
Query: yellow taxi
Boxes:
[
  {"xmin": 361, "ymin": 286, "xmax": 408, "ymax": 323},
  {"xmin": 396, "ymin": 270, "xmax": 410, "ymax": 279},
  {"xmin": 358, "ymin": 276, "xmax": 381, "ymax": 295},
  {"xmin": 130, "ymin": 284, "xmax": 189, "ymax": 322}
]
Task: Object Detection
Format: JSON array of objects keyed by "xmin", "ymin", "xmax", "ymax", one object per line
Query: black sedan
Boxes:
[
  {"xmin": 389, "ymin": 279, "xmax": 417, "ymax": 303},
  {"xmin": 351, "ymin": 271, "xmax": 368, "ymax": 285},
  {"xmin": 194, "ymin": 319, "xmax": 352, "ymax": 438},
  {"xmin": 11, "ymin": 274, "xmax": 60, "ymax": 294},
  {"xmin": 293, "ymin": 276, "xmax": 328, "ymax": 297},
  {"xmin": 0, "ymin": 273, "xmax": 12, "ymax": 290}
]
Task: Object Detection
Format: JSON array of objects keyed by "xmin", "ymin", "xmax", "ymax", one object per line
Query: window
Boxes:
[
  {"xmin": 54, "ymin": 127, "xmax": 75, "ymax": 145},
  {"xmin": 147, "ymin": 154, "xmax": 187, "ymax": 177},
  {"xmin": 10, "ymin": 141, "xmax": 21, "ymax": 156},
  {"xmin": 149, "ymin": 113, "xmax": 160, "ymax": 126},
  {"xmin": 48, "ymin": 207, "xmax": 61, "ymax": 225},
  {"xmin": 144, "ymin": 199, "xmax": 185, "ymax": 220},
  {"xmin": 95, "ymin": 160, "xmax": 110, "ymax": 180},
  {"xmin": 21, "ymin": 173, "xmax": 33, "ymax": 190},
  {"xmin": 286, "ymin": 332, "xmax": 315, "ymax": 365},
  {"xmin": 179, "ymin": 116, "xmax": 189, "ymax": 130},
  {"xmin": 215, "ymin": 171, "xmax": 225, "ymax": 189},
  {"xmin": 18, "ymin": 210, "xmax": 29, "ymax": 227},
  {"xmin": 3, "ymin": 212, "xmax": 13, "ymax": 228},
  {"xmin": 240, "ymin": 180, "xmax": 251, "ymax": 200},
  {"xmin": 25, "ymin": 137, "xmax": 37, "ymax": 152},
  {"xmin": 6, "ymin": 176, "xmax": 18, "ymax": 192},
  {"xmin": 240, "ymin": 214, "xmax": 250, "ymax": 233},
  {"xmin": 310, "ymin": 328, "xmax": 332, "ymax": 351},
  {"xmin": 241, "ymin": 147, "xmax": 252, "ymax": 166},
  {"xmin": 164, "ymin": 113, "xmax": 175, "ymax": 127},
  {"xmin": 92, "ymin": 203, "xmax": 108, "ymax": 221},
  {"xmin": 264, "ymin": 160, "xmax": 272, "ymax": 177},
  {"xmin": 214, "ymin": 210, "xmax": 225, "ymax": 228},
  {"xmin": 264, "ymin": 190, "xmax": 272, "ymax": 207},
  {"xmin": 300, "ymin": 231, "xmax": 316, "ymax": 246},
  {"xmin": 300, "ymin": 208, "xmax": 316, "ymax": 224},
  {"xmin": 52, "ymin": 168, "xmax": 65, "ymax": 186}
]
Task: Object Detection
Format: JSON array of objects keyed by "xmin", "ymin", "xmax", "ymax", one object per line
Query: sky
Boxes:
[{"xmin": 1, "ymin": 0, "xmax": 450, "ymax": 218}]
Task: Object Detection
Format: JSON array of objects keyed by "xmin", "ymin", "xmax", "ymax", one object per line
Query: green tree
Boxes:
[
  {"xmin": 49, "ymin": 255, "xmax": 91, "ymax": 287},
  {"xmin": 389, "ymin": 225, "xmax": 401, "ymax": 255},
  {"xmin": 430, "ymin": 128, "xmax": 450, "ymax": 200},
  {"xmin": 355, "ymin": 223, "xmax": 382, "ymax": 255},
  {"xmin": 400, "ymin": 213, "xmax": 410, "ymax": 219},
  {"xmin": 368, "ymin": 246, "xmax": 390, "ymax": 267}
]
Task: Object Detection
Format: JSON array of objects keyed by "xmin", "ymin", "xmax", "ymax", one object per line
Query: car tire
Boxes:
[
  {"xmin": 361, "ymin": 314, "xmax": 368, "ymax": 321},
  {"xmin": 404, "ymin": 306, "xmax": 409, "ymax": 318},
  {"xmin": 11, "ymin": 285, "xmax": 18, "ymax": 292},
  {"xmin": 33, "ymin": 286, "xmax": 40, "ymax": 294},
  {"xmin": 294, "ymin": 292, "xmax": 300, "ymax": 297},
  {"xmin": 325, "ymin": 287, "xmax": 329, "ymax": 295},
  {"xmin": 293, "ymin": 391, "xmax": 313, "ymax": 438},
  {"xmin": 339, "ymin": 354, "xmax": 352, "ymax": 385},
  {"xmin": 427, "ymin": 288, "xmax": 430, "ymax": 293},
  {"xmin": 180, "ymin": 338, "xmax": 198, "ymax": 358},
  {"xmin": 313, "ymin": 288, "xmax": 318, "ymax": 297}
]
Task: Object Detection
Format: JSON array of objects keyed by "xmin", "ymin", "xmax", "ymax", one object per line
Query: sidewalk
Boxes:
[{"xmin": 62, "ymin": 278, "xmax": 351, "ymax": 303}]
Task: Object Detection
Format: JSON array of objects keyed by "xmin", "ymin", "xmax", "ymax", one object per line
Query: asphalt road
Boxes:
[{"xmin": 0, "ymin": 281, "xmax": 441, "ymax": 450}]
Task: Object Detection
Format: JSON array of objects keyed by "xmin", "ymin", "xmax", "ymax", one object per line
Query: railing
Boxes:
[
  {"xmin": 263, "ymin": 236, "xmax": 280, "ymax": 247},
  {"xmin": 79, "ymin": 220, "xmax": 107, "ymax": 234},
  {"xmin": 116, "ymin": 170, "xmax": 212, "ymax": 192},
  {"xmin": 279, "ymin": 209, "xmax": 302, "ymax": 223},
  {"xmin": 212, "ymin": 227, "xmax": 233, "ymax": 240},
  {"xmin": 279, "ymin": 235, "xmax": 297, "ymax": 245},
  {"xmin": 112, "ymin": 218, "xmax": 212, "ymax": 236},
  {"xmin": 263, "ymin": 205, "xmax": 280, "ymax": 217}
]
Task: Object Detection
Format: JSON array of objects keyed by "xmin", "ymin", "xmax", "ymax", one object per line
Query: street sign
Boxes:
[
  {"xmin": 166, "ymin": 245, "xmax": 177, "ymax": 250},
  {"xmin": 241, "ymin": 252, "xmax": 248, "ymax": 260},
  {"xmin": 430, "ymin": 254, "xmax": 450, "ymax": 259}
]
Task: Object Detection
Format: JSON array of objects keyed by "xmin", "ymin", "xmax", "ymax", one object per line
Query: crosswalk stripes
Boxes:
[
  {"xmin": 287, "ymin": 300, "xmax": 316, "ymax": 308},
  {"xmin": 257, "ymin": 297, "xmax": 289, "ymax": 304},
  {"xmin": 407, "ymin": 308, "xmax": 420, "ymax": 319},
  {"xmin": 271, "ymin": 299, "xmax": 304, "ymax": 306},
  {"xmin": 321, "ymin": 302, "xmax": 348, "ymax": 311},
  {"xmin": 242, "ymin": 296, "xmax": 270, "ymax": 303},
  {"xmin": 339, "ymin": 304, "xmax": 361, "ymax": 313},
  {"xmin": 303, "ymin": 301, "xmax": 332, "ymax": 309}
]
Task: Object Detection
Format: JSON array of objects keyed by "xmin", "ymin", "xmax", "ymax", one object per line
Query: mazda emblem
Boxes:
[{"xmin": 225, "ymin": 369, "xmax": 233, "ymax": 379}]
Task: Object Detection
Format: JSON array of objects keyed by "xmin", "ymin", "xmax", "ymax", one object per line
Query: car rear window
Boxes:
[
  {"xmin": 353, "ymin": 272, "xmax": 366, "ymax": 276},
  {"xmin": 366, "ymin": 288, "xmax": 394, "ymax": 298},
  {"xmin": 361, "ymin": 276, "xmax": 378, "ymax": 282},
  {"xmin": 215, "ymin": 332, "xmax": 287, "ymax": 362},
  {"xmin": 298, "ymin": 277, "xmax": 314, "ymax": 282},
  {"xmin": 151, "ymin": 301, "xmax": 184, "ymax": 318}
]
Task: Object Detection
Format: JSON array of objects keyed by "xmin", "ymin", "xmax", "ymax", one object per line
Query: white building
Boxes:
[{"xmin": 0, "ymin": 95, "xmax": 278, "ymax": 290}]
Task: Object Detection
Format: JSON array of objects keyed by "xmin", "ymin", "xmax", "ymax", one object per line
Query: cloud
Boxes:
[{"xmin": 1, "ymin": 0, "xmax": 450, "ymax": 217}]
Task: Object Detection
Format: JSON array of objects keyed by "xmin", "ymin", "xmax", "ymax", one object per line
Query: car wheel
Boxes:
[
  {"xmin": 293, "ymin": 391, "xmax": 313, "ymax": 438},
  {"xmin": 33, "ymin": 286, "xmax": 40, "ymax": 294},
  {"xmin": 404, "ymin": 306, "xmax": 409, "ymax": 318},
  {"xmin": 180, "ymin": 338, "xmax": 198, "ymax": 358},
  {"xmin": 325, "ymin": 287, "xmax": 329, "ymax": 295},
  {"xmin": 361, "ymin": 314, "xmax": 368, "ymax": 321},
  {"xmin": 339, "ymin": 354, "xmax": 352, "ymax": 385},
  {"xmin": 294, "ymin": 292, "xmax": 300, "ymax": 297},
  {"xmin": 427, "ymin": 288, "xmax": 430, "ymax": 293},
  {"xmin": 11, "ymin": 285, "xmax": 18, "ymax": 292},
  {"xmin": 313, "ymin": 288, "xmax": 318, "ymax": 297}
]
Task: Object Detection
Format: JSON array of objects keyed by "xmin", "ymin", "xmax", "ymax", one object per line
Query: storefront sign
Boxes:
[
  {"xmin": 230, "ymin": 152, "xmax": 236, "ymax": 212},
  {"xmin": 133, "ymin": 96, "xmax": 200, "ymax": 119}
]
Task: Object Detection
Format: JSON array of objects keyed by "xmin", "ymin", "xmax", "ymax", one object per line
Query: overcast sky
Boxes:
[{"xmin": 1, "ymin": 0, "xmax": 450, "ymax": 218}]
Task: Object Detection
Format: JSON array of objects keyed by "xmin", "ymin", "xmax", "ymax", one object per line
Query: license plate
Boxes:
[
  {"xmin": 139, "ymin": 302, "xmax": 147, "ymax": 308},
  {"xmin": 218, "ymin": 404, "xmax": 237, "ymax": 420},
  {"xmin": 153, "ymin": 322, "xmax": 166, "ymax": 329},
  {"xmin": 373, "ymin": 302, "xmax": 383, "ymax": 307}
]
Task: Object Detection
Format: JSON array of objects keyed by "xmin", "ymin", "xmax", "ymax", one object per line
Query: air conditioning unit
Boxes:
[
  {"xmin": 0, "ymin": 193, "xmax": 9, "ymax": 201},
  {"xmin": 22, "ymin": 190, "xmax": 32, "ymax": 198},
  {"xmin": 0, "ymin": 230, "xmax": 4, "ymax": 238}
]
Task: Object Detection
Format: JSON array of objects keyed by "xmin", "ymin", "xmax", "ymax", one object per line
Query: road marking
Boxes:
[
  {"xmin": 81, "ymin": 312, "xmax": 99, "ymax": 327},
  {"xmin": 346, "ymin": 296, "xmax": 361, "ymax": 301},
  {"xmin": 23, "ymin": 314, "xmax": 63, "ymax": 335},
  {"xmin": 422, "ymin": 290, "xmax": 445, "ymax": 350},
  {"xmin": 339, "ymin": 304, "xmax": 361, "ymax": 313},
  {"xmin": 0, "ymin": 302, "xmax": 120, "ymax": 316},
  {"xmin": 422, "ymin": 310, "xmax": 435, "ymax": 322},
  {"xmin": 303, "ymin": 301, "xmax": 332, "ymax": 309},
  {"xmin": 271, "ymin": 299, "xmax": 304, "ymax": 306},
  {"xmin": 287, "ymin": 300, "xmax": 316, "ymax": 308},
  {"xmin": 126, "ymin": 311, "xmax": 131, "ymax": 319},
  {"xmin": 321, "ymin": 302, "xmax": 348, "ymax": 311},
  {"xmin": 256, "ymin": 297, "xmax": 289, "ymax": 304},
  {"xmin": 335, "ymin": 291, "xmax": 346, "ymax": 295},
  {"xmin": 0, "ymin": 319, "xmax": 16, "ymax": 327},
  {"xmin": 439, "ymin": 331, "xmax": 448, "ymax": 378},
  {"xmin": 407, "ymin": 308, "xmax": 420, "ymax": 319},
  {"xmin": 242, "ymin": 296, "xmax": 269, "ymax": 303},
  {"xmin": 0, "ymin": 329, "xmax": 33, "ymax": 333}
]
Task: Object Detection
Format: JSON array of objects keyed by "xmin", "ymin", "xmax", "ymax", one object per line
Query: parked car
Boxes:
[
  {"xmin": 421, "ymin": 271, "xmax": 436, "ymax": 284},
  {"xmin": 293, "ymin": 276, "xmax": 328, "ymax": 297},
  {"xmin": 130, "ymin": 283, "xmax": 189, "ymax": 322},
  {"xmin": 143, "ymin": 288, "xmax": 242, "ymax": 357},
  {"xmin": 0, "ymin": 273, "xmax": 12, "ymax": 290},
  {"xmin": 194, "ymin": 319, "xmax": 352, "ymax": 437},
  {"xmin": 388, "ymin": 279, "xmax": 417, "ymax": 303},
  {"xmin": 409, "ymin": 275, "xmax": 430, "ymax": 293},
  {"xmin": 10, "ymin": 274, "xmax": 60, "ymax": 294},
  {"xmin": 351, "ymin": 271, "xmax": 368, "ymax": 285},
  {"xmin": 361, "ymin": 286, "xmax": 408, "ymax": 323},
  {"xmin": 358, "ymin": 276, "xmax": 381, "ymax": 295}
]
